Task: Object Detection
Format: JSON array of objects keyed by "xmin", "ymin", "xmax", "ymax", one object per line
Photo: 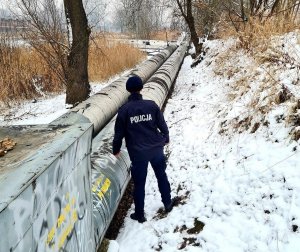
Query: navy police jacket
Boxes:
[{"xmin": 113, "ymin": 93, "xmax": 169, "ymax": 161}]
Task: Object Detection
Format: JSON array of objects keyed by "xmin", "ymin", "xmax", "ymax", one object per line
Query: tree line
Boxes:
[{"xmin": 7, "ymin": 0, "xmax": 300, "ymax": 105}]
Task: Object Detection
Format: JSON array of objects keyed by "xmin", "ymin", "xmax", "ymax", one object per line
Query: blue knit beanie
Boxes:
[{"xmin": 126, "ymin": 76, "xmax": 143, "ymax": 92}]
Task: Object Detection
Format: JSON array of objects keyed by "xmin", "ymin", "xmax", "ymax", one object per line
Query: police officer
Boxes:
[{"xmin": 113, "ymin": 75, "xmax": 174, "ymax": 223}]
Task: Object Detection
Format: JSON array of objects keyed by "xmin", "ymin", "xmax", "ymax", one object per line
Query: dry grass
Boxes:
[
  {"xmin": 216, "ymin": 13, "xmax": 300, "ymax": 104},
  {"xmin": 0, "ymin": 37, "xmax": 62, "ymax": 104},
  {"xmin": 214, "ymin": 15, "xmax": 300, "ymax": 137},
  {"xmin": 150, "ymin": 30, "xmax": 180, "ymax": 41},
  {"xmin": 0, "ymin": 34, "xmax": 146, "ymax": 104},
  {"xmin": 217, "ymin": 14, "xmax": 299, "ymax": 50},
  {"xmin": 88, "ymin": 37, "xmax": 146, "ymax": 82},
  {"xmin": 208, "ymin": 11, "xmax": 300, "ymax": 137},
  {"xmin": 105, "ymin": 30, "xmax": 180, "ymax": 41}
]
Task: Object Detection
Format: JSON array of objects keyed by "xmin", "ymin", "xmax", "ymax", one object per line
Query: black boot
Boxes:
[
  {"xmin": 165, "ymin": 196, "xmax": 180, "ymax": 213},
  {"xmin": 130, "ymin": 213, "xmax": 147, "ymax": 223}
]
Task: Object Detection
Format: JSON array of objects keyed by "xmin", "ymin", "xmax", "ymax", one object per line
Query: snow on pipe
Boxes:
[
  {"xmin": 142, "ymin": 41, "xmax": 189, "ymax": 107},
  {"xmin": 90, "ymin": 41, "xmax": 188, "ymax": 248},
  {"xmin": 51, "ymin": 44, "xmax": 177, "ymax": 136}
]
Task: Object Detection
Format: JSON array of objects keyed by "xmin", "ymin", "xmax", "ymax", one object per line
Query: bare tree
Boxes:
[
  {"xmin": 174, "ymin": 0, "xmax": 202, "ymax": 55},
  {"xmin": 222, "ymin": 0, "xmax": 300, "ymax": 31},
  {"xmin": 116, "ymin": 0, "xmax": 171, "ymax": 39},
  {"xmin": 64, "ymin": 0, "xmax": 91, "ymax": 105},
  {"xmin": 84, "ymin": 0, "xmax": 108, "ymax": 31},
  {"xmin": 16, "ymin": 0, "xmax": 92, "ymax": 105},
  {"xmin": 16, "ymin": 0, "xmax": 66, "ymax": 82},
  {"xmin": 192, "ymin": 0, "xmax": 224, "ymax": 38}
]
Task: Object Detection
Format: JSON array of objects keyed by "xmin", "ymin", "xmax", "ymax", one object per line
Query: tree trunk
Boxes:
[
  {"xmin": 176, "ymin": 0, "xmax": 202, "ymax": 55},
  {"xmin": 240, "ymin": 0, "xmax": 246, "ymax": 21},
  {"xmin": 186, "ymin": 0, "xmax": 202, "ymax": 55},
  {"xmin": 63, "ymin": 0, "xmax": 91, "ymax": 105}
]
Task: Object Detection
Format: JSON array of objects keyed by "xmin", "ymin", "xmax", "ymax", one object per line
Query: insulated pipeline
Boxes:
[
  {"xmin": 142, "ymin": 41, "xmax": 188, "ymax": 106},
  {"xmin": 90, "ymin": 41, "xmax": 188, "ymax": 248},
  {"xmin": 51, "ymin": 45, "xmax": 177, "ymax": 136}
]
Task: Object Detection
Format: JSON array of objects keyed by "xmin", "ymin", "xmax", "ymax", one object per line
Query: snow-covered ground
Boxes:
[
  {"xmin": 1, "ymin": 34, "xmax": 300, "ymax": 251},
  {"xmin": 0, "ymin": 77, "xmax": 116, "ymax": 126},
  {"xmin": 115, "ymin": 35, "xmax": 300, "ymax": 251}
]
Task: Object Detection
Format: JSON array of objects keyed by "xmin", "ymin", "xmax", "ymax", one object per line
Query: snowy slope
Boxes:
[{"xmin": 115, "ymin": 35, "xmax": 300, "ymax": 251}]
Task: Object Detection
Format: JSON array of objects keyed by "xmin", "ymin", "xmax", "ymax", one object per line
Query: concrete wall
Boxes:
[{"xmin": 0, "ymin": 124, "xmax": 95, "ymax": 252}]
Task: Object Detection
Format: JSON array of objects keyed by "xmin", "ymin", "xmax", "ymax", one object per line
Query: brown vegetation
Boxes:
[
  {"xmin": 218, "ymin": 15, "xmax": 299, "ymax": 50},
  {"xmin": 0, "ymin": 35, "xmax": 146, "ymax": 104},
  {"xmin": 149, "ymin": 30, "xmax": 180, "ymax": 41},
  {"xmin": 214, "ymin": 0, "xmax": 300, "ymax": 50},
  {"xmin": 210, "ymin": 1, "xmax": 300, "ymax": 139},
  {"xmin": 0, "ymin": 36, "xmax": 62, "ymax": 104},
  {"xmin": 0, "ymin": 137, "xmax": 17, "ymax": 157},
  {"xmin": 89, "ymin": 37, "xmax": 146, "ymax": 82}
]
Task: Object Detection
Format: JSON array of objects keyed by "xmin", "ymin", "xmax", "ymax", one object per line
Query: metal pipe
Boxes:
[
  {"xmin": 51, "ymin": 45, "xmax": 177, "ymax": 136},
  {"xmin": 91, "ymin": 41, "xmax": 188, "ymax": 248}
]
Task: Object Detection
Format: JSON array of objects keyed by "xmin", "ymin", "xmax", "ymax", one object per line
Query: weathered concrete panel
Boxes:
[{"xmin": 0, "ymin": 124, "xmax": 95, "ymax": 252}]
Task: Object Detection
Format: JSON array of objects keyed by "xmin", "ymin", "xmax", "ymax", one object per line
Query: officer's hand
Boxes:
[{"xmin": 114, "ymin": 152, "xmax": 121, "ymax": 158}]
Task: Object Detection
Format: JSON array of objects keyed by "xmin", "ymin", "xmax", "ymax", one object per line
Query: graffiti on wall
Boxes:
[{"xmin": 0, "ymin": 124, "xmax": 95, "ymax": 252}]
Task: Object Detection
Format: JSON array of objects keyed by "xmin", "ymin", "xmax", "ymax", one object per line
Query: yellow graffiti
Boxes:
[
  {"xmin": 46, "ymin": 194, "xmax": 78, "ymax": 250},
  {"xmin": 58, "ymin": 210, "xmax": 78, "ymax": 249},
  {"xmin": 96, "ymin": 178, "xmax": 111, "ymax": 199},
  {"xmin": 102, "ymin": 178, "xmax": 111, "ymax": 194},
  {"xmin": 92, "ymin": 174, "xmax": 104, "ymax": 192},
  {"xmin": 64, "ymin": 203, "xmax": 71, "ymax": 214},
  {"xmin": 91, "ymin": 174, "xmax": 111, "ymax": 200},
  {"xmin": 46, "ymin": 227, "xmax": 56, "ymax": 244},
  {"xmin": 97, "ymin": 190, "xmax": 104, "ymax": 199},
  {"xmin": 72, "ymin": 210, "xmax": 78, "ymax": 222},
  {"xmin": 57, "ymin": 214, "xmax": 65, "ymax": 228}
]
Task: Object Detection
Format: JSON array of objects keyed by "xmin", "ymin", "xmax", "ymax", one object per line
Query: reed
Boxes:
[
  {"xmin": 0, "ymin": 36, "xmax": 62, "ymax": 104},
  {"xmin": 88, "ymin": 37, "xmax": 146, "ymax": 82},
  {"xmin": 218, "ymin": 14, "xmax": 299, "ymax": 49},
  {"xmin": 0, "ymin": 34, "xmax": 146, "ymax": 104}
]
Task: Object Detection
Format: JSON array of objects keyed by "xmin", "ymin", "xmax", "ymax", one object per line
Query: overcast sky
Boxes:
[
  {"xmin": 0, "ymin": 0, "xmax": 117, "ymax": 30},
  {"xmin": 0, "ymin": 0, "xmax": 173, "ymax": 31},
  {"xmin": 0, "ymin": 0, "xmax": 114, "ymax": 19}
]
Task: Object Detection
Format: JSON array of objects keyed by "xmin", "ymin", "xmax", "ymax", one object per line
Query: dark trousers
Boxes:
[{"xmin": 130, "ymin": 149, "xmax": 171, "ymax": 217}]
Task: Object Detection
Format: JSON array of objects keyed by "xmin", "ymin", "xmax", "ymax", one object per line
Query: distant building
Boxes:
[{"xmin": 0, "ymin": 18, "xmax": 28, "ymax": 33}]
